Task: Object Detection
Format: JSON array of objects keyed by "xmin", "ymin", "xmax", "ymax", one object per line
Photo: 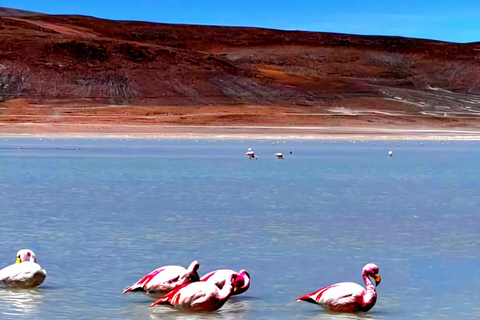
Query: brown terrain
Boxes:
[{"xmin": 1, "ymin": 7, "xmax": 480, "ymax": 137}]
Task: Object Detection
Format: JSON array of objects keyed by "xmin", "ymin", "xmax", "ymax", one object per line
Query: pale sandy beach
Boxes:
[{"xmin": 1, "ymin": 123, "xmax": 480, "ymax": 140}]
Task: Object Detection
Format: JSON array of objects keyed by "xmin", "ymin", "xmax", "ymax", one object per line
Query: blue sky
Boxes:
[{"xmin": 4, "ymin": 0, "xmax": 479, "ymax": 43}]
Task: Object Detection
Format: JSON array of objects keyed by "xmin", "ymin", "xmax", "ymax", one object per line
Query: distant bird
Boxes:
[
  {"xmin": 200, "ymin": 269, "xmax": 250, "ymax": 295},
  {"xmin": 0, "ymin": 249, "xmax": 46, "ymax": 289},
  {"xmin": 246, "ymin": 149, "xmax": 257, "ymax": 159},
  {"xmin": 297, "ymin": 263, "xmax": 381, "ymax": 313},
  {"xmin": 275, "ymin": 153, "xmax": 284, "ymax": 159},
  {"xmin": 123, "ymin": 261, "xmax": 200, "ymax": 298},
  {"xmin": 290, "ymin": 151, "xmax": 293, "ymax": 154},
  {"xmin": 150, "ymin": 272, "xmax": 238, "ymax": 312},
  {"xmin": 388, "ymin": 151, "xmax": 393, "ymax": 157}
]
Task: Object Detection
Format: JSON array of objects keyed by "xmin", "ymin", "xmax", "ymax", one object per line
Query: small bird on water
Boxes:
[
  {"xmin": 246, "ymin": 148, "xmax": 257, "ymax": 159},
  {"xmin": 388, "ymin": 151, "xmax": 393, "ymax": 157}
]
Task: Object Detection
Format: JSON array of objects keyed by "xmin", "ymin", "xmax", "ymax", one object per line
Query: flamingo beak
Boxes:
[
  {"xmin": 374, "ymin": 274, "xmax": 381, "ymax": 286},
  {"xmin": 16, "ymin": 258, "xmax": 21, "ymax": 264}
]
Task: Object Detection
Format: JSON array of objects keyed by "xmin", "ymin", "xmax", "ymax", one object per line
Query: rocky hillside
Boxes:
[{"xmin": 1, "ymin": 7, "xmax": 479, "ymax": 128}]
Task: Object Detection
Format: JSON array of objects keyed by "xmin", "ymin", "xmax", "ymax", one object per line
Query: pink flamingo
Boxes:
[
  {"xmin": 150, "ymin": 272, "xmax": 238, "ymax": 312},
  {"xmin": 297, "ymin": 263, "xmax": 381, "ymax": 313},
  {"xmin": 123, "ymin": 260, "xmax": 200, "ymax": 298},
  {"xmin": 200, "ymin": 269, "xmax": 250, "ymax": 295}
]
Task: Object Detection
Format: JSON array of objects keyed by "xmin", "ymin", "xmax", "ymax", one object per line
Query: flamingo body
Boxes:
[
  {"xmin": 297, "ymin": 263, "xmax": 381, "ymax": 313},
  {"xmin": 123, "ymin": 261, "xmax": 200, "ymax": 298},
  {"xmin": 246, "ymin": 151, "xmax": 257, "ymax": 159},
  {"xmin": 0, "ymin": 249, "xmax": 46, "ymax": 289},
  {"xmin": 200, "ymin": 269, "xmax": 250, "ymax": 295},
  {"xmin": 151, "ymin": 273, "xmax": 237, "ymax": 312}
]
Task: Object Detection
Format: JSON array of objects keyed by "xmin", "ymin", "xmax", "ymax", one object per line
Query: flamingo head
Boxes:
[
  {"xmin": 16, "ymin": 249, "xmax": 37, "ymax": 264},
  {"xmin": 363, "ymin": 263, "xmax": 381, "ymax": 286},
  {"xmin": 235, "ymin": 270, "xmax": 250, "ymax": 289}
]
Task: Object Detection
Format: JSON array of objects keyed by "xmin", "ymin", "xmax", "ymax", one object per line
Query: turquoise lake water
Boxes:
[{"xmin": 0, "ymin": 138, "xmax": 479, "ymax": 319}]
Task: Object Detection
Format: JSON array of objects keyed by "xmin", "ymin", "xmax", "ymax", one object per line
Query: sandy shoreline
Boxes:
[{"xmin": 1, "ymin": 123, "xmax": 480, "ymax": 140}]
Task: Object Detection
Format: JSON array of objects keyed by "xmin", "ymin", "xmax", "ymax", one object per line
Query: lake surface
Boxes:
[{"xmin": 0, "ymin": 138, "xmax": 479, "ymax": 320}]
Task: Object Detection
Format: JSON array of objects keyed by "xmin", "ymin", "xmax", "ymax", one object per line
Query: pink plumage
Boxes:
[
  {"xmin": 200, "ymin": 269, "xmax": 250, "ymax": 295},
  {"xmin": 123, "ymin": 260, "xmax": 200, "ymax": 298},
  {"xmin": 297, "ymin": 263, "xmax": 381, "ymax": 313},
  {"xmin": 150, "ymin": 272, "xmax": 238, "ymax": 312}
]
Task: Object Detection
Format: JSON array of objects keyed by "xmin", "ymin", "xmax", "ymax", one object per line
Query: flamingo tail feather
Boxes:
[
  {"xmin": 122, "ymin": 285, "xmax": 144, "ymax": 294},
  {"xmin": 150, "ymin": 297, "xmax": 172, "ymax": 307},
  {"xmin": 296, "ymin": 294, "xmax": 317, "ymax": 304}
]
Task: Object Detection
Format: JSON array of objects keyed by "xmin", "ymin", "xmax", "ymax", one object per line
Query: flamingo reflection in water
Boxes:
[{"xmin": 0, "ymin": 289, "xmax": 44, "ymax": 316}]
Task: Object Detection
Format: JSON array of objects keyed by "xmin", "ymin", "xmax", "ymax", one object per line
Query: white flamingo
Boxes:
[{"xmin": 0, "ymin": 249, "xmax": 46, "ymax": 289}]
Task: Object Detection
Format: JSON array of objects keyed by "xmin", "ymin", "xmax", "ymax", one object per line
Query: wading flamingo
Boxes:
[
  {"xmin": 200, "ymin": 269, "xmax": 250, "ymax": 295},
  {"xmin": 150, "ymin": 272, "xmax": 238, "ymax": 312},
  {"xmin": 123, "ymin": 260, "xmax": 200, "ymax": 298},
  {"xmin": 297, "ymin": 263, "xmax": 381, "ymax": 313},
  {"xmin": 246, "ymin": 148, "xmax": 257, "ymax": 159},
  {"xmin": 0, "ymin": 249, "xmax": 46, "ymax": 289}
]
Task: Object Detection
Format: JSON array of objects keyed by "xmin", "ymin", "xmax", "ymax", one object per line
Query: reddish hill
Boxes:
[{"xmin": 1, "ymin": 7, "xmax": 480, "ymax": 130}]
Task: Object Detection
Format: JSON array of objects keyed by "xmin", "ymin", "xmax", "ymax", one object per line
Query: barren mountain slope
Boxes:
[{"xmin": 1, "ymin": 7, "xmax": 480, "ymax": 129}]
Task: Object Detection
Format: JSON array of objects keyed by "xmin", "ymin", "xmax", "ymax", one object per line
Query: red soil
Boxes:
[{"xmin": 1, "ymin": 7, "xmax": 480, "ymax": 134}]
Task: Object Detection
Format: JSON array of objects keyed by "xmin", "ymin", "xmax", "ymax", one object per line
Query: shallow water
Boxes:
[{"xmin": 0, "ymin": 138, "xmax": 479, "ymax": 319}]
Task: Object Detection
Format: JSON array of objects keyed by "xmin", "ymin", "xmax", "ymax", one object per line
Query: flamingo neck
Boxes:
[
  {"xmin": 361, "ymin": 272, "xmax": 377, "ymax": 310},
  {"xmin": 217, "ymin": 275, "xmax": 235, "ymax": 300},
  {"xmin": 186, "ymin": 261, "xmax": 200, "ymax": 282}
]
